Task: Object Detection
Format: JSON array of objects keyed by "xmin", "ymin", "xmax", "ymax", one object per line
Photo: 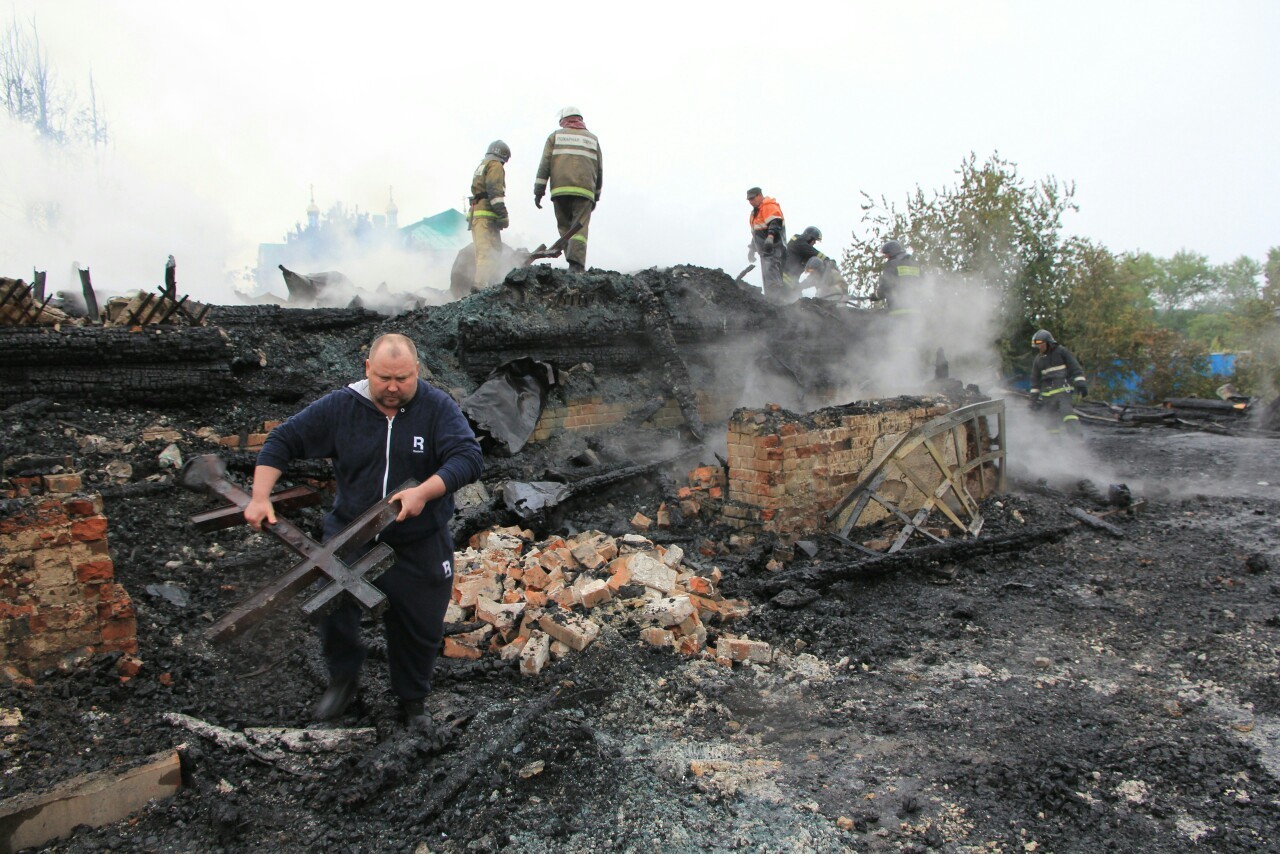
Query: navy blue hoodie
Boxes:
[{"xmin": 257, "ymin": 378, "xmax": 484, "ymax": 545}]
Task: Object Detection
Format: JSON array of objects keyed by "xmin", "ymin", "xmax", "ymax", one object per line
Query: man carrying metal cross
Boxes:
[{"xmin": 245, "ymin": 333, "xmax": 483, "ymax": 727}]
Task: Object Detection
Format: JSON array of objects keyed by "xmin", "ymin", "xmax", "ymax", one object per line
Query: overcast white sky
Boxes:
[{"xmin": 2, "ymin": 1, "xmax": 1277, "ymax": 303}]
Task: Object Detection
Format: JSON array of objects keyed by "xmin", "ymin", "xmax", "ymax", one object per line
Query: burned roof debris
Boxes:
[{"xmin": 3, "ymin": 263, "xmax": 1280, "ymax": 852}]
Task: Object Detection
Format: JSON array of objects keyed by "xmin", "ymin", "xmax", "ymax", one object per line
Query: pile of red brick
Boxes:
[
  {"xmin": 444, "ymin": 526, "xmax": 772, "ymax": 675},
  {"xmin": 0, "ymin": 474, "xmax": 137, "ymax": 683}
]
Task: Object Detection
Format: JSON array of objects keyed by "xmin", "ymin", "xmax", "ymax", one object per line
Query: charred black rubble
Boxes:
[{"xmin": 2, "ymin": 265, "xmax": 1279, "ymax": 853}]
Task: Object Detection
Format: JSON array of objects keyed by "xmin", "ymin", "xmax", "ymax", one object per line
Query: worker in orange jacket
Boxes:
[{"xmin": 746, "ymin": 187, "xmax": 786, "ymax": 301}]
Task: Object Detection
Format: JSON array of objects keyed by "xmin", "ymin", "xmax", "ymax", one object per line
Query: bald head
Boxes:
[
  {"xmin": 369, "ymin": 333, "xmax": 418, "ymax": 363},
  {"xmin": 365, "ymin": 333, "xmax": 420, "ymax": 414}
]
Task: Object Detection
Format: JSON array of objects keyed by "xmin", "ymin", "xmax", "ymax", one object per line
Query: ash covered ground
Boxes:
[{"xmin": 3, "ymin": 267, "xmax": 1280, "ymax": 853}]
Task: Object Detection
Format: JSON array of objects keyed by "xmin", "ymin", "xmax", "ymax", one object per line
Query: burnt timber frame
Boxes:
[{"xmin": 826, "ymin": 399, "xmax": 1007, "ymax": 553}]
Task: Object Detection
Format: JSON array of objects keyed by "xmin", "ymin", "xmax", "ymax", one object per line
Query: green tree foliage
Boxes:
[
  {"xmin": 840, "ymin": 152, "xmax": 1076, "ymax": 369},
  {"xmin": 1058, "ymin": 241, "xmax": 1155, "ymax": 400},
  {"xmin": 839, "ymin": 151, "xmax": 1274, "ymax": 403},
  {"xmin": 1137, "ymin": 328, "xmax": 1216, "ymax": 402},
  {"xmin": 1226, "ymin": 248, "xmax": 1280, "ymax": 400}
]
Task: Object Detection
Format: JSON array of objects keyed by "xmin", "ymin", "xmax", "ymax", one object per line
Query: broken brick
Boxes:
[
  {"xmin": 640, "ymin": 596, "xmax": 694, "ymax": 628},
  {"xmin": 627, "ymin": 553, "xmax": 676, "ymax": 594},
  {"xmin": 41, "ymin": 473, "xmax": 82, "ymax": 494},
  {"xmin": 569, "ymin": 540, "xmax": 606, "ymax": 571},
  {"xmin": 475, "ymin": 596, "xmax": 525, "ymax": 633},
  {"xmin": 641, "ymin": 626, "xmax": 674, "ymax": 648},
  {"xmin": 630, "ymin": 512, "xmax": 652, "ymax": 531},
  {"xmin": 443, "ymin": 625, "xmax": 493, "ymax": 660},
  {"xmin": 687, "ymin": 575, "xmax": 715, "ymax": 596},
  {"xmin": 520, "ymin": 631, "xmax": 551, "ymax": 675},
  {"xmin": 717, "ymin": 636, "xmax": 772, "ymax": 663},
  {"xmin": 537, "ymin": 612, "xmax": 600, "ymax": 651},
  {"xmin": 578, "ymin": 579, "xmax": 612, "ymax": 609}
]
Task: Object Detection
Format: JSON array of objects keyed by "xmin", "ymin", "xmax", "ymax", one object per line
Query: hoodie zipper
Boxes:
[{"xmin": 382, "ymin": 414, "xmax": 395, "ymax": 498}]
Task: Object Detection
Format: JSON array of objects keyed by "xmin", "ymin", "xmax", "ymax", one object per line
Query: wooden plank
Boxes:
[{"xmin": 0, "ymin": 748, "xmax": 181, "ymax": 853}]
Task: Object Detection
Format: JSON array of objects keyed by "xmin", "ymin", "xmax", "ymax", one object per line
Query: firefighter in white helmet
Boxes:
[{"xmin": 534, "ymin": 107, "xmax": 603, "ymax": 273}]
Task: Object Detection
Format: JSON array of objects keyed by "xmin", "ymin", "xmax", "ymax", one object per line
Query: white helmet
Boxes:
[{"xmin": 558, "ymin": 106, "xmax": 582, "ymax": 121}]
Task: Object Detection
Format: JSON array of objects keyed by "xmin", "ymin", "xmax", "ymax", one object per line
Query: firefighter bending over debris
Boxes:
[
  {"xmin": 469, "ymin": 140, "xmax": 512, "ymax": 289},
  {"xmin": 1030, "ymin": 328, "xmax": 1088, "ymax": 438},
  {"xmin": 783, "ymin": 226, "xmax": 847, "ymax": 301},
  {"xmin": 747, "ymin": 187, "xmax": 787, "ymax": 301},
  {"xmin": 245, "ymin": 334, "xmax": 484, "ymax": 728},
  {"xmin": 534, "ymin": 106, "xmax": 602, "ymax": 273}
]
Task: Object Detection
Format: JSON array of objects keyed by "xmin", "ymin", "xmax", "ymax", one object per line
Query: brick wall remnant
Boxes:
[
  {"xmin": 528, "ymin": 392, "xmax": 735, "ymax": 445},
  {"xmin": 723, "ymin": 396, "xmax": 966, "ymax": 537},
  {"xmin": 0, "ymin": 476, "xmax": 136, "ymax": 679}
]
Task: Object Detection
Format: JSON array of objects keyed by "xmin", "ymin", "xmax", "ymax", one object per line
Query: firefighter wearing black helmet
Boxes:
[
  {"xmin": 469, "ymin": 140, "xmax": 511, "ymax": 288},
  {"xmin": 783, "ymin": 227, "xmax": 846, "ymax": 300},
  {"xmin": 874, "ymin": 240, "xmax": 923, "ymax": 315},
  {"xmin": 1030, "ymin": 329, "xmax": 1088, "ymax": 438}
]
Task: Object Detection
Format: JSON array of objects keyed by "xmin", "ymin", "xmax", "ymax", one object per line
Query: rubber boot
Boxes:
[
  {"xmin": 312, "ymin": 675, "xmax": 358, "ymax": 722},
  {"xmin": 399, "ymin": 697, "xmax": 432, "ymax": 731}
]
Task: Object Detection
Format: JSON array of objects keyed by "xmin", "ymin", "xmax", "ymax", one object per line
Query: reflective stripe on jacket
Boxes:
[
  {"xmin": 470, "ymin": 158, "xmax": 507, "ymax": 219},
  {"xmin": 1030, "ymin": 344, "xmax": 1086, "ymax": 396},
  {"xmin": 535, "ymin": 127, "xmax": 602, "ymax": 201},
  {"xmin": 749, "ymin": 197, "xmax": 784, "ymax": 240},
  {"xmin": 877, "ymin": 252, "xmax": 921, "ymax": 313},
  {"xmin": 783, "ymin": 236, "xmax": 830, "ymax": 283}
]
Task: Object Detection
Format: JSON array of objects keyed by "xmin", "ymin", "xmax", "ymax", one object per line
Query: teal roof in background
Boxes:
[{"xmin": 401, "ymin": 209, "xmax": 469, "ymax": 251}]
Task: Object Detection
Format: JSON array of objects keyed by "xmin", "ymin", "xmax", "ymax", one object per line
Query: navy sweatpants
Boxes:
[{"xmin": 319, "ymin": 532, "xmax": 455, "ymax": 700}]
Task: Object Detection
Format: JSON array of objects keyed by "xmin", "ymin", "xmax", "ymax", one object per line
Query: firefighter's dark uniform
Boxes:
[
  {"xmin": 469, "ymin": 156, "xmax": 508, "ymax": 288},
  {"xmin": 1031, "ymin": 343, "xmax": 1087, "ymax": 437},
  {"xmin": 783, "ymin": 234, "xmax": 845, "ymax": 299},
  {"xmin": 534, "ymin": 122, "xmax": 602, "ymax": 271},
  {"xmin": 876, "ymin": 248, "xmax": 923, "ymax": 316}
]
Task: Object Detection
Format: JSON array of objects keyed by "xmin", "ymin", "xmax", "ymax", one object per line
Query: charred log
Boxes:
[
  {"xmin": 415, "ymin": 685, "xmax": 561, "ymax": 827},
  {"xmin": 210, "ymin": 304, "xmax": 383, "ymax": 332},
  {"xmin": 0, "ymin": 325, "xmax": 236, "ymax": 407},
  {"xmin": 633, "ymin": 270, "xmax": 705, "ymax": 440},
  {"xmin": 748, "ymin": 522, "xmax": 1079, "ymax": 596}
]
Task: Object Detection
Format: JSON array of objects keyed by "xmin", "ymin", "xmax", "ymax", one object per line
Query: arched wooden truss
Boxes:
[{"xmin": 825, "ymin": 399, "xmax": 1007, "ymax": 553}]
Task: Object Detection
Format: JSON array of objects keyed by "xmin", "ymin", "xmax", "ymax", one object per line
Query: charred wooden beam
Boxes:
[
  {"xmin": 157, "ymin": 294, "xmax": 189, "ymax": 325},
  {"xmin": 633, "ymin": 269, "xmax": 705, "ymax": 440},
  {"xmin": 415, "ymin": 685, "xmax": 562, "ymax": 826},
  {"xmin": 78, "ymin": 267, "xmax": 100, "ymax": 323},
  {"xmin": 749, "ymin": 521, "xmax": 1079, "ymax": 596},
  {"xmin": 139, "ymin": 290, "xmax": 167, "ymax": 325},
  {"xmin": 1067, "ymin": 506, "xmax": 1126, "ymax": 538},
  {"xmin": 164, "ymin": 255, "xmax": 177, "ymax": 300},
  {"xmin": 125, "ymin": 292, "xmax": 155, "ymax": 326}
]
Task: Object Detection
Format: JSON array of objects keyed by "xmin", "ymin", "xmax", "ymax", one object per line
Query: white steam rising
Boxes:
[{"xmin": 0, "ymin": 117, "xmax": 238, "ymax": 303}]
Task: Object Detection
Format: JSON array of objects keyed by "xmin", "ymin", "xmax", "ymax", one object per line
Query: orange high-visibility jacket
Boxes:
[{"xmin": 749, "ymin": 197, "xmax": 784, "ymax": 240}]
